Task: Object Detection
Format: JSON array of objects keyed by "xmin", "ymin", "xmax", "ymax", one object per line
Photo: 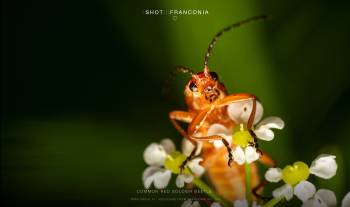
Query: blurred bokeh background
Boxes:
[{"xmin": 2, "ymin": 0, "xmax": 350, "ymax": 206}]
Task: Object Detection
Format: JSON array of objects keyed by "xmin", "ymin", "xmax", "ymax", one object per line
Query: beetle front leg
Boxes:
[
  {"xmin": 169, "ymin": 110, "xmax": 195, "ymax": 140},
  {"xmin": 169, "ymin": 110, "xmax": 199, "ymax": 172},
  {"xmin": 216, "ymin": 93, "xmax": 257, "ymax": 129}
]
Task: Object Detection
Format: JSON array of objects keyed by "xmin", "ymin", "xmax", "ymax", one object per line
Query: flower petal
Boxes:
[
  {"xmin": 142, "ymin": 166, "xmax": 161, "ymax": 189},
  {"xmin": 175, "ymin": 175, "xmax": 184, "ymax": 188},
  {"xmin": 302, "ymin": 189, "xmax": 337, "ymax": 207},
  {"xmin": 233, "ymin": 199, "xmax": 248, "ymax": 207},
  {"xmin": 181, "ymin": 199, "xmax": 201, "ymax": 207},
  {"xmin": 254, "ymin": 117, "xmax": 284, "ymax": 141},
  {"xmin": 265, "ymin": 168, "xmax": 283, "ymax": 183},
  {"xmin": 342, "ymin": 192, "xmax": 350, "ymax": 207},
  {"xmin": 143, "ymin": 143, "xmax": 167, "ymax": 166},
  {"xmin": 208, "ymin": 123, "xmax": 231, "ymax": 136},
  {"xmin": 256, "ymin": 116, "xmax": 285, "ymax": 129},
  {"xmin": 208, "ymin": 124, "xmax": 232, "ymax": 148},
  {"xmin": 153, "ymin": 169, "xmax": 172, "ymax": 189},
  {"xmin": 294, "ymin": 181, "xmax": 316, "ymax": 202},
  {"xmin": 188, "ymin": 158, "xmax": 205, "ymax": 176},
  {"xmin": 160, "ymin": 138, "xmax": 176, "ymax": 154},
  {"xmin": 315, "ymin": 189, "xmax": 337, "ymax": 207},
  {"xmin": 176, "ymin": 174, "xmax": 194, "ymax": 188},
  {"xmin": 273, "ymin": 184, "xmax": 294, "ymax": 201},
  {"xmin": 245, "ymin": 146, "xmax": 260, "ymax": 164},
  {"xmin": 309, "ymin": 154, "xmax": 337, "ymax": 179},
  {"xmin": 182, "ymin": 139, "xmax": 202, "ymax": 157},
  {"xmin": 232, "ymin": 146, "xmax": 245, "ymax": 165},
  {"xmin": 227, "ymin": 100, "xmax": 263, "ymax": 125}
]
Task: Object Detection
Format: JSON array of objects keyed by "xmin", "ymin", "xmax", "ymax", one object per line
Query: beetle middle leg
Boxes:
[{"xmin": 169, "ymin": 110, "xmax": 195, "ymax": 139}]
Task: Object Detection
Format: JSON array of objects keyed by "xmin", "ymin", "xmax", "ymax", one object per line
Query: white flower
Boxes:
[
  {"xmin": 265, "ymin": 155, "xmax": 338, "ymax": 202},
  {"xmin": 266, "ymin": 155, "xmax": 337, "ymax": 184},
  {"xmin": 142, "ymin": 139, "xmax": 174, "ymax": 189},
  {"xmin": 206, "ymin": 123, "xmax": 256, "ymax": 165},
  {"xmin": 302, "ymin": 189, "xmax": 337, "ymax": 207},
  {"xmin": 175, "ymin": 157, "xmax": 205, "ymax": 188},
  {"xmin": 233, "ymin": 199, "xmax": 261, "ymax": 207},
  {"xmin": 228, "ymin": 100, "xmax": 284, "ymax": 141},
  {"xmin": 309, "ymin": 154, "xmax": 337, "ymax": 179},
  {"xmin": 206, "ymin": 123, "xmax": 282, "ymax": 165},
  {"xmin": 232, "ymin": 146, "xmax": 260, "ymax": 165},
  {"xmin": 143, "ymin": 139, "xmax": 205, "ymax": 189},
  {"xmin": 206, "ymin": 101, "xmax": 284, "ymax": 165}
]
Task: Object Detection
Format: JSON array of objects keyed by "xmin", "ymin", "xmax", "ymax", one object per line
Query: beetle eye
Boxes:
[
  {"xmin": 210, "ymin": 72, "xmax": 218, "ymax": 80},
  {"xmin": 189, "ymin": 82, "xmax": 198, "ymax": 92}
]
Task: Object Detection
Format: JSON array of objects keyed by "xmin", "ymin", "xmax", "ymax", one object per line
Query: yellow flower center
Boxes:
[
  {"xmin": 282, "ymin": 161, "xmax": 310, "ymax": 186},
  {"xmin": 164, "ymin": 151, "xmax": 190, "ymax": 174},
  {"xmin": 232, "ymin": 124, "xmax": 254, "ymax": 147}
]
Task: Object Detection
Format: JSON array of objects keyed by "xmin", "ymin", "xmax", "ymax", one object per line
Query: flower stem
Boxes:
[
  {"xmin": 193, "ymin": 177, "xmax": 232, "ymax": 207},
  {"xmin": 262, "ymin": 197, "xmax": 282, "ymax": 207},
  {"xmin": 244, "ymin": 162, "xmax": 252, "ymax": 205}
]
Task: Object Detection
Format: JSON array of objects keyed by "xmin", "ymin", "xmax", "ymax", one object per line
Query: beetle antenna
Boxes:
[
  {"xmin": 204, "ymin": 15, "xmax": 271, "ymax": 69},
  {"xmin": 175, "ymin": 66, "xmax": 195, "ymax": 76},
  {"xmin": 162, "ymin": 66, "xmax": 195, "ymax": 100}
]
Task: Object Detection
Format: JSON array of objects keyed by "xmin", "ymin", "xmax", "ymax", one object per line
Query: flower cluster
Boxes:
[
  {"xmin": 143, "ymin": 138, "xmax": 205, "ymax": 189},
  {"xmin": 141, "ymin": 99, "xmax": 349, "ymax": 207},
  {"xmin": 208, "ymin": 101, "xmax": 284, "ymax": 165},
  {"xmin": 265, "ymin": 154, "xmax": 338, "ymax": 206}
]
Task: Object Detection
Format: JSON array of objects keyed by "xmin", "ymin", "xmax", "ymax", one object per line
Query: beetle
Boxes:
[{"xmin": 168, "ymin": 15, "xmax": 275, "ymax": 200}]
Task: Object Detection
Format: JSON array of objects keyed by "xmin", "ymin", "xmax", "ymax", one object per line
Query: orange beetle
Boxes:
[{"xmin": 169, "ymin": 15, "xmax": 275, "ymax": 200}]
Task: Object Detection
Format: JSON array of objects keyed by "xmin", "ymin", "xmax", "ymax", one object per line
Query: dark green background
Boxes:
[{"xmin": 2, "ymin": 0, "xmax": 350, "ymax": 206}]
